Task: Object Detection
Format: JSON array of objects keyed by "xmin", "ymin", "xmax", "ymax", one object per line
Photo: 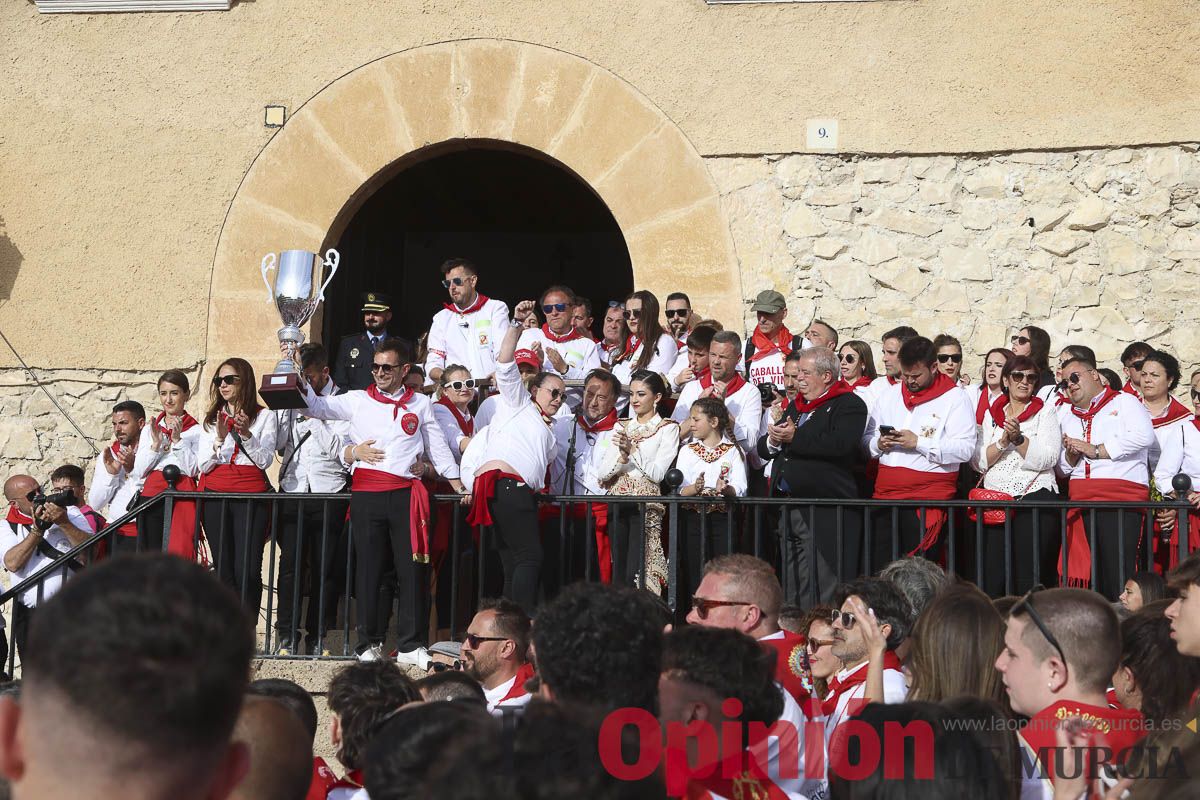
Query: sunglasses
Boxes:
[
  {"xmin": 830, "ymin": 609, "xmax": 857, "ymax": 629},
  {"xmin": 463, "ymin": 633, "xmax": 507, "ymax": 649},
  {"xmin": 542, "ymin": 303, "xmax": 569, "ymax": 314},
  {"xmin": 428, "ymin": 660, "xmax": 463, "ymax": 673},
  {"xmin": 1012, "ymin": 585, "xmax": 1067, "ymax": 666},
  {"xmin": 1067, "ymin": 372, "xmax": 1083, "ymax": 385},
  {"xmin": 623, "ymin": 309, "xmax": 641, "ymax": 320},
  {"xmin": 690, "ymin": 596, "xmax": 753, "ymax": 620},
  {"xmin": 441, "ymin": 277, "xmax": 467, "ymax": 288},
  {"xmin": 607, "ymin": 301, "xmax": 624, "ymax": 309},
  {"xmin": 1009, "ymin": 370, "xmax": 1036, "ymax": 384},
  {"xmin": 24, "ymin": 487, "xmax": 42, "ymax": 503},
  {"xmin": 839, "ymin": 353, "xmax": 857, "ymax": 363},
  {"xmin": 540, "ymin": 387, "xmax": 564, "ymax": 400},
  {"xmin": 665, "ymin": 308, "xmax": 689, "ymax": 318},
  {"xmin": 444, "ymin": 379, "xmax": 477, "ymax": 391},
  {"xmin": 1192, "ymin": 389, "xmax": 1200, "ymax": 401},
  {"xmin": 1011, "ymin": 335, "xmax": 1031, "ymax": 346},
  {"xmin": 1128, "ymin": 359, "xmax": 1146, "ymax": 371},
  {"xmin": 212, "ymin": 375, "xmax": 240, "ymax": 386},
  {"xmin": 806, "ymin": 638, "xmax": 835, "ymax": 654},
  {"xmin": 372, "ymin": 363, "xmax": 400, "ymax": 373},
  {"xmin": 936, "ymin": 353, "xmax": 963, "ymax": 364}
]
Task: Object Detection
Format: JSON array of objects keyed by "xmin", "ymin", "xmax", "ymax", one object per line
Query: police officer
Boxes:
[{"xmin": 334, "ymin": 292, "xmax": 411, "ymax": 391}]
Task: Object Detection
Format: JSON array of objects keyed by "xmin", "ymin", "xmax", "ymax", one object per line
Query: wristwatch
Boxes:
[{"xmin": 509, "ymin": 318, "xmax": 523, "ymax": 330}]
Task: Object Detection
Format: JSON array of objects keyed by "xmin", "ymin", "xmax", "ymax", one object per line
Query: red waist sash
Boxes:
[
  {"xmin": 467, "ymin": 470, "xmax": 524, "ymax": 527},
  {"xmin": 1064, "ymin": 478, "xmax": 1147, "ymax": 586},
  {"xmin": 351, "ymin": 469, "xmax": 432, "ymax": 564},
  {"xmin": 141, "ymin": 470, "xmax": 198, "ymax": 560},
  {"xmin": 199, "ymin": 464, "xmax": 269, "ymax": 493},
  {"xmin": 873, "ymin": 466, "xmax": 958, "ymax": 553}
]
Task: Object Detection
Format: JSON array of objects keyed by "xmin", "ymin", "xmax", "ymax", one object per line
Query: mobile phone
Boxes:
[{"xmin": 879, "ymin": 425, "xmax": 896, "ymax": 436}]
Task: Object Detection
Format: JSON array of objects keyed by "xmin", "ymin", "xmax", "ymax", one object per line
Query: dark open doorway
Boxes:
[{"xmin": 322, "ymin": 141, "xmax": 634, "ymax": 352}]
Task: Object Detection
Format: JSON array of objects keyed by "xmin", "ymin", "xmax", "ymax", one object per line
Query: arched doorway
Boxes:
[{"xmin": 324, "ymin": 140, "xmax": 633, "ymax": 346}]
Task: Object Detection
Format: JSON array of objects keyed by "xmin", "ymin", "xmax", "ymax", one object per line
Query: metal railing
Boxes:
[{"xmin": 1, "ymin": 471, "xmax": 1194, "ymax": 669}]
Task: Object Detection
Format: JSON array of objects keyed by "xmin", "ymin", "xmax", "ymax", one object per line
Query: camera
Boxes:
[
  {"xmin": 757, "ymin": 382, "xmax": 777, "ymax": 405},
  {"xmin": 33, "ymin": 488, "xmax": 78, "ymax": 509}
]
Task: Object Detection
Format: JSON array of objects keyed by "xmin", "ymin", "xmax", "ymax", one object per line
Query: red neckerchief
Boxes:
[
  {"xmin": 748, "ymin": 325, "xmax": 793, "ymax": 362},
  {"xmin": 498, "ymin": 662, "xmax": 537, "ymax": 703},
  {"xmin": 989, "ymin": 395, "xmax": 1045, "ymax": 427},
  {"xmin": 1072, "ymin": 387, "xmax": 1119, "ymax": 422},
  {"xmin": 1019, "ymin": 700, "xmax": 1146, "ymax": 783},
  {"xmin": 110, "ymin": 440, "xmax": 122, "ymax": 457},
  {"xmin": 580, "ymin": 409, "xmax": 618, "ymax": 434},
  {"xmin": 306, "ymin": 757, "xmax": 336, "ymax": 800},
  {"xmin": 217, "ymin": 408, "xmax": 255, "ymax": 461},
  {"xmin": 1149, "ymin": 397, "xmax": 1191, "ymax": 429},
  {"xmin": 615, "ymin": 334, "xmax": 640, "ymax": 364},
  {"xmin": 541, "ymin": 323, "xmax": 583, "ymax": 344},
  {"xmin": 900, "ymin": 372, "xmax": 956, "ymax": 410},
  {"xmin": 1055, "ymin": 387, "xmax": 1071, "ymax": 407},
  {"xmin": 851, "ymin": 376, "xmax": 871, "ymax": 388},
  {"xmin": 443, "ymin": 293, "xmax": 488, "ymax": 316},
  {"xmin": 436, "ymin": 395, "xmax": 473, "ymax": 436},
  {"xmin": 976, "ymin": 387, "xmax": 999, "ymax": 424},
  {"xmin": 699, "ymin": 371, "xmax": 748, "ymax": 398},
  {"xmin": 887, "ymin": 375, "xmax": 898, "ymax": 385},
  {"xmin": 1122, "ymin": 382, "xmax": 1142, "ymax": 401},
  {"xmin": 6, "ymin": 506, "xmax": 33, "ymax": 527},
  {"xmin": 790, "ymin": 379, "xmax": 854, "ymax": 415},
  {"xmin": 821, "ymin": 651, "xmax": 903, "ymax": 717},
  {"xmin": 366, "ymin": 383, "xmax": 414, "ymax": 420},
  {"xmin": 154, "ymin": 411, "xmax": 198, "ymax": 435}
]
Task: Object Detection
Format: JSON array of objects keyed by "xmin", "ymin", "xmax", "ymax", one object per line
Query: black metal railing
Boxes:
[{"xmin": 2, "ymin": 472, "xmax": 1194, "ymax": 668}]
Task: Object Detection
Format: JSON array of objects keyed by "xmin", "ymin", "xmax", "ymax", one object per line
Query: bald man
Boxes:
[{"xmin": 230, "ymin": 697, "xmax": 314, "ymax": 800}]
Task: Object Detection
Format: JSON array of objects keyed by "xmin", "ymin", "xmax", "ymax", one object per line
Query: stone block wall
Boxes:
[{"xmin": 712, "ymin": 143, "xmax": 1200, "ymax": 379}]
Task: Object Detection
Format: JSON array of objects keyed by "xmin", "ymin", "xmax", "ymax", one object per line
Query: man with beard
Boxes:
[
  {"xmin": 460, "ymin": 598, "xmax": 534, "ymax": 716},
  {"xmin": 88, "ymin": 400, "xmax": 146, "ymax": 553},
  {"xmin": 425, "ymin": 258, "xmax": 510, "ymax": 387},
  {"xmin": 664, "ymin": 292, "xmax": 695, "ymax": 345},
  {"xmin": 860, "ymin": 325, "xmax": 919, "ymax": 411},
  {"xmin": 335, "ymin": 292, "xmax": 408, "ymax": 391},
  {"xmin": 672, "ymin": 330, "xmax": 762, "ymax": 454}
]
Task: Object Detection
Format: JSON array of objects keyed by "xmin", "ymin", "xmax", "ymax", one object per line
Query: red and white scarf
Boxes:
[
  {"xmin": 748, "ymin": 324, "xmax": 794, "ymax": 362},
  {"xmin": 580, "ymin": 409, "xmax": 618, "ymax": 434},
  {"xmin": 443, "ymin": 293, "xmax": 489, "ymax": 316},
  {"xmin": 1149, "ymin": 397, "xmax": 1191, "ymax": 429},
  {"xmin": 988, "ymin": 395, "xmax": 1044, "ymax": 428},
  {"xmin": 699, "ymin": 370, "xmax": 748, "ymax": 398},
  {"xmin": 436, "ymin": 396, "xmax": 474, "ymax": 436},
  {"xmin": 153, "ymin": 411, "xmax": 199, "ymax": 436}
]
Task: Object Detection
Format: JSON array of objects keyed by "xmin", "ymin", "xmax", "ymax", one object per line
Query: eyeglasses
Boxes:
[
  {"xmin": 936, "ymin": 354, "xmax": 963, "ymax": 364},
  {"xmin": 212, "ymin": 375, "xmax": 240, "ymax": 386},
  {"xmin": 623, "ymin": 309, "xmax": 641, "ymax": 320},
  {"xmin": 372, "ymin": 363, "xmax": 399, "ymax": 373},
  {"xmin": 839, "ymin": 353, "xmax": 857, "ymax": 363},
  {"xmin": 1009, "ymin": 371, "xmax": 1036, "ymax": 384},
  {"xmin": 1067, "ymin": 372, "xmax": 1083, "ymax": 385},
  {"xmin": 444, "ymin": 379, "xmax": 477, "ymax": 391},
  {"xmin": 542, "ymin": 303, "xmax": 569, "ymax": 314},
  {"xmin": 463, "ymin": 633, "xmax": 507, "ymax": 649},
  {"xmin": 830, "ymin": 609, "xmax": 859, "ymax": 629},
  {"xmin": 441, "ymin": 277, "xmax": 467, "ymax": 288},
  {"xmin": 665, "ymin": 308, "xmax": 689, "ymax": 318},
  {"xmin": 690, "ymin": 596, "xmax": 754, "ymax": 619},
  {"xmin": 1012, "ymin": 585, "xmax": 1067, "ymax": 666},
  {"xmin": 428, "ymin": 660, "xmax": 463, "ymax": 673},
  {"xmin": 1011, "ymin": 335, "xmax": 1030, "ymax": 346}
]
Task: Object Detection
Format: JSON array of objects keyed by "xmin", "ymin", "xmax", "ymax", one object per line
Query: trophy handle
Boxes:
[
  {"xmin": 261, "ymin": 253, "xmax": 277, "ymax": 302},
  {"xmin": 316, "ymin": 248, "xmax": 340, "ymax": 302}
]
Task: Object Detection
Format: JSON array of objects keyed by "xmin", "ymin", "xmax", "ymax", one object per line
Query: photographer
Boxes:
[
  {"xmin": 2, "ymin": 474, "xmax": 93, "ymax": 658},
  {"xmin": 48, "ymin": 464, "xmax": 105, "ymax": 533}
]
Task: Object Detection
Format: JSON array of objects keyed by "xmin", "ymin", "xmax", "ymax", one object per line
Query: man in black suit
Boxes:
[
  {"xmin": 333, "ymin": 292, "xmax": 409, "ymax": 390},
  {"xmin": 757, "ymin": 347, "xmax": 867, "ymax": 605}
]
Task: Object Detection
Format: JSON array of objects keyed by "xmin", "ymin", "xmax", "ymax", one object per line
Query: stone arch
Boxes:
[{"xmin": 205, "ymin": 39, "xmax": 741, "ymax": 368}]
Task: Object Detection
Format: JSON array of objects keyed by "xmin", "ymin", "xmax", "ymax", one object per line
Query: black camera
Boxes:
[
  {"xmin": 757, "ymin": 382, "xmax": 777, "ymax": 405},
  {"xmin": 33, "ymin": 488, "xmax": 78, "ymax": 510}
]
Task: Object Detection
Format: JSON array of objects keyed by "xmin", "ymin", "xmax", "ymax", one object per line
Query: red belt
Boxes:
[
  {"xmin": 1064, "ymin": 478, "xmax": 1147, "ymax": 586},
  {"xmin": 467, "ymin": 470, "xmax": 524, "ymax": 527},
  {"xmin": 199, "ymin": 464, "xmax": 269, "ymax": 492},
  {"xmin": 351, "ymin": 469, "xmax": 432, "ymax": 564},
  {"xmin": 873, "ymin": 465, "xmax": 958, "ymax": 553}
]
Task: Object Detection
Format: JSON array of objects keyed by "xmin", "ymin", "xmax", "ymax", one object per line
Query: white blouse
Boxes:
[
  {"xmin": 973, "ymin": 401, "xmax": 1061, "ymax": 496},
  {"xmin": 597, "ymin": 414, "xmax": 680, "ymax": 488},
  {"xmin": 197, "ymin": 408, "xmax": 279, "ymax": 472},
  {"xmin": 676, "ymin": 439, "xmax": 748, "ymax": 497},
  {"xmin": 611, "ymin": 333, "xmax": 679, "ymax": 385}
]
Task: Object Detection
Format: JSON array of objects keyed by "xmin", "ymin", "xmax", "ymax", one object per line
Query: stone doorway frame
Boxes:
[{"xmin": 204, "ymin": 39, "xmax": 741, "ymax": 372}]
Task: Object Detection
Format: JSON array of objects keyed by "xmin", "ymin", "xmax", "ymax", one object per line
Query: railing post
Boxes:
[
  {"xmin": 664, "ymin": 469, "xmax": 683, "ymax": 614},
  {"xmin": 1174, "ymin": 473, "xmax": 1193, "ymax": 565},
  {"xmin": 160, "ymin": 464, "xmax": 182, "ymax": 553}
]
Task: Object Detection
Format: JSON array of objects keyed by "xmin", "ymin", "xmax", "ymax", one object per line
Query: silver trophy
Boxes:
[{"xmin": 257, "ymin": 248, "xmax": 339, "ymax": 409}]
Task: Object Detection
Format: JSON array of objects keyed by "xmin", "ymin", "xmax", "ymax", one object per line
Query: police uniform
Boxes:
[{"xmin": 333, "ymin": 293, "xmax": 410, "ymax": 391}]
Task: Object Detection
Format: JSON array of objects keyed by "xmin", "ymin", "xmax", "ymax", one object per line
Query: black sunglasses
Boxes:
[
  {"xmin": 830, "ymin": 609, "xmax": 858, "ymax": 629},
  {"xmin": 464, "ymin": 633, "xmax": 507, "ymax": 649},
  {"xmin": 212, "ymin": 375, "xmax": 240, "ymax": 386},
  {"xmin": 1067, "ymin": 372, "xmax": 1083, "ymax": 385},
  {"xmin": 1012, "ymin": 585, "xmax": 1067, "ymax": 666},
  {"xmin": 839, "ymin": 353, "xmax": 857, "ymax": 363},
  {"xmin": 372, "ymin": 363, "xmax": 399, "ymax": 373},
  {"xmin": 1128, "ymin": 359, "xmax": 1146, "ymax": 372},
  {"xmin": 444, "ymin": 379, "xmax": 477, "ymax": 391},
  {"xmin": 665, "ymin": 308, "xmax": 689, "ymax": 318},
  {"xmin": 1011, "ymin": 335, "xmax": 1031, "ymax": 346},
  {"xmin": 541, "ymin": 387, "xmax": 564, "ymax": 400},
  {"xmin": 1009, "ymin": 370, "xmax": 1036, "ymax": 384},
  {"xmin": 623, "ymin": 309, "xmax": 641, "ymax": 320},
  {"xmin": 428, "ymin": 660, "xmax": 463, "ymax": 673},
  {"xmin": 690, "ymin": 596, "xmax": 753, "ymax": 620},
  {"xmin": 24, "ymin": 487, "xmax": 42, "ymax": 503},
  {"xmin": 542, "ymin": 303, "xmax": 569, "ymax": 314},
  {"xmin": 441, "ymin": 277, "xmax": 467, "ymax": 288},
  {"xmin": 937, "ymin": 353, "xmax": 963, "ymax": 364},
  {"xmin": 607, "ymin": 301, "xmax": 624, "ymax": 309},
  {"xmin": 1191, "ymin": 389, "xmax": 1200, "ymax": 400}
]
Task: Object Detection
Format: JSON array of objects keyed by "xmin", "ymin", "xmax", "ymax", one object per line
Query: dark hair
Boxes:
[
  {"xmin": 24, "ymin": 555, "xmax": 253, "ymax": 758},
  {"xmin": 906, "ymin": 584, "xmax": 1005, "ymax": 703},
  {"xmin": 983, "ymin": 348, "xmax": 1014, "ymax": 385},
  {"xmin": 939, "ymin": 697, "xmax": 1022, "ymax": 800},
  {"xmin": 539, "ymin": 284, "xmax": 576, "ymax": 306},
  {"xmin": 1141, "ymin": 349, "xmax": 1181, "ymax": 391},
  {"xmin": 1121, "ymin": 341, "xmax": 1154, "ymax": 365},
  {"xmin": 157, "ymin": 369, "xmax": 190, "ymax": 394},
  {"xmin": 364, "ymin": 702, "xmax": 496, "ymax": 800},
  {"xmin": 49, "ymin": 463, "xmax": 85, "ymax": 485},
  {"xmin": 1059, "ymin": 344, "xmax": 1096, "ymax": 364},
  {"xmin": 686, "ymin": 324, "xmax": 716, "ymax": 352},
  {"xmin": 574, "ymin": 296, "xmax": 592, "ymax": 317},
  {"xmin": 440, "ymin": 257, "xmax": 477, "ymax": 277},
  {"xmin": 1168, "ymin": 551, "xmax": 1200, "ymax": 592},
  {"xmin": 1129, "ymin": 571, "xmax": 1168, "ymax": 604},
  {"xmin": 833, "ymin": 577, "xmax": 910, "ymax": 650},
  {"xmin": 416, "ymin": 671, "xmax": 488, "ymax": 706},
  {"xmin": 1020, "ymin": 325, "xmax": 1052, "ymax": 373},
  {"xmin": 689, "ymin": 397, "xmax": 733, "ymax": 442},
  {"xmin": 661, "ymin": 626, "xmax": 782, "ymax": 728},
  {"xmin": 1098, "ymin": 367, "xmax": 1124, "ymax": 391},
  {"xmin": 204, "ymin": 357, "xmax": 262, "ymax": 428},
  {"xmin": 932, "ymin": 333, "xmax": 961, "ymax": 353},
  {"xmin": 376, "ymin": 337, "xmax": 412, "ymax": 364},
  {"xmin": 248, "ymin": 678, "xmax": 318, "ymax": 743},
  {"xmin": 624, "ymin": 290, "xmax": 665, "ymax": 371},
  {"xmin": 327, "ymin": 661, "xmax": 420, "ymax": 770},
  {"xmin": 1002, "ymin": 355, "xmax": 1039, "ymax": 385},
  {"xmin": 530, "ymin": 370, "xmax": 566, "ymax": 392},
  {"xmin": 478, "ymin": 596, "xmax": 532, "ymax": 661},
  {"xmin": 898, "ymin": 336, "xmax": 937, "ymax": 369},
  {"xmin": 297, "ymin": 342, "xmax": 328, "ymax": 372},
  {"xmin": 583, "ymin": 368, "xmax": 621, "ymax": 400},
  {"xmin": 1120, "ymin": 600, "xmax": 1200, "ymax": 728},
  {"xmin": 629, "ymin": 368, "xmax": 667, "ymax": 401},
  {"xmin": 1061, "ymin": 355, "xmax": 1099, "ymax": 374},
  {"xmin": 532, "ymin": 583, "xmax": 664, "ymax": 712},
  {"xmin": 665, "ymin": 292, "xmax": 691, "ymax": 307},
  {"xmin": 840, "ymin": 340, "xmax": 879, "ymax": 380},
  {"xmin": 882, "ymin": 326, "xmax": 919, "ymax": 344},
  {"xmin": 112, "ymin": 399, "xmax": 146, "ymax": 420}
]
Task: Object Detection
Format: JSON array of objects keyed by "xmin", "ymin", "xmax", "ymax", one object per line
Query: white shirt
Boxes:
[
  {"xmin": 966, "ymin": 384, "xmax": 1006, "ymax": 424},
  {"xmin": 1146, "ymin": 400, "xmax": 1190, "ymax": 491},
  {"xmin": 301, "ymin": 385, "xmax": 459, "ymax": 481},
  {"xmin": 597, "ymin": 414, "xmax": 680, "ymax": 488},
  {"xmin": 130, "ymin": 418, "xmax": 201, "ymax": 488},
  {"xmin": 549, "ymin": 414, "xmax": 618, "ymax": 495},
  {"xmin": 88, "ymin": 444, "xmax": 141, "ymax": 520},
  {"xmin": 824, "ymin": 660, "xmax": 908, "ymax": 745},
  {"xmin": 864, "ymin": 382, "xmax": 977, "ymax": 472},
  {"xmin": 758, "ymin": 631, "xmax": 817, "ymax": 800},
  {"xmin": 517, "ymin": 326, "xmax": 602, "ymax": 380},
  {"xmin": 483, "ymin": 674, "xmax": 534, "ymax": 715},
  {"xmin": 745, "ymin": 334, "xmax": 811, "ymax": 389},
  {"xmin": 973, "ymin": 401, "xmax": 1062, "ymax": 496},
  {"xmin": 278, "ymin": 382, "xmax": 351, "ymax": 493},
  {"xmin": 676, "ymin": 439, "xmax": 748, "ymax": 497},
  {"xmin": 473, "ymin": 393, "xmax": 501, "ymax": 432},
  {"xmin": 671, "ymin": 377, "xmax": 764, "ymax": 457},
  {"xmin": 1058, "ymin": 391, "xmax": 1154, "ymax": 484},
  {"xmin": 424, "ymin": 296, "xmax": 510, "ymax": 382},
  {"xmin": 0, "ymin": 506, "xmax": 91, "ymax": 608},
  {"xmin": 197, "ymin": 409, "xmax": 280, "ymax": 473},
  {"xmin": 858, "ymin": 375, "xmax": 895, "ymax": 414},
  {"xmin": 432, "ymin": 402, "xmax": 474, "ymax": 463},
  {"xmin": 1177, "ymin": 417, "xmax": 1200, "ymax": 491},
  {"xmin": 611, "ymin": 333, "xmax": 678, "ymax": 385},
  {"xmin": 459, "ymin": 360, "xmax": 558, "ymax": 490}
]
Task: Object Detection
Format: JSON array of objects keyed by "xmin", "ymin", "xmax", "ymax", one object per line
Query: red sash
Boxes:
[
  {"xmin": 105, "ymin": 441, "xmax": 141, "ymax": 537},
  {"xmin": 141, "ymin": 471, "xmax": 199, "ymax": 561},
  {"xmin": 534, "ymin": 501, "xmax": 612, "ymax": 582},
  {"xmin": 674, "ymin": 728, "xmax": 791, "ymax": 800},
  {"xmin": 901, "ymin": 372, "xmax": 956, "ymax": 410},
  {"xmin": 541, "ymin": 323, "xmax": 583, "ymax": 344},
  {"xmin": 498, "ymin": 661, "xmax": 537, "ymax": 703},
  {"xmin": 873, "ymin": 466, "xmax": 958, "ymax": 552},
  {"xmin": 1150, "ymin": 397, "xmax": 1191, "ymax": 428},
  {"xmin": 436, "ymin": 396, "xmax": 474, "ymax": 436},
  {"xmin": 748, "ymin": 325, "xmax": 794, "ymax": 363},
  {"xmin": 988, "ymin": 396, "xmax": 1044, "ymax": 428},
  {"xmin": 467, "ymin": 470, "xmax": 524, "ymax": 527},
  {"xmin": 307, "ymin": 757, "xmax": 337, "ymax": 800},
  {"xmin": 700, "ymin": 371, "xmax": 748, "ymax": 398},
  {"xmin": 790, "ymin": 380, "xmax": 853, "ymax": 415},
  {"xmin": 199, "ymin": 464, "xmax": 269, "ymax": 492},
  {"xmin": 759, "ymin": 631, "xmax": 812, "ymax": 710},
  {"xmin": 1019, "ymin": 700, "xmax": 1146, "ymax": 785},
  {"xmin": 1063, "ymin": 479, "xmax": 1147, "ymax": 586},
  {"xmin": 351, "ymin": 470, "xmax": 432, "ymax": 563},
  {"xmin": 443, "ymin": 293, "xmax": 488, "ymax": 316},
  {"xmin": 366, "ymin": 384, "xmax": 413, "ymax": 420},
  {"xmin": 1154, "ymin": 509, "xmax": 1200, "ymax": 571}
]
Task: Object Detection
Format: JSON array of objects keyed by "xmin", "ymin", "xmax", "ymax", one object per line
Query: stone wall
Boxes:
[{"xmin": 713, "ymin": 143, "xmax": 1200, "ymax": 378}]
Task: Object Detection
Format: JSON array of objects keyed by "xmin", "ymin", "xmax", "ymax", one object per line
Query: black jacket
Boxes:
[
  {"xmin": 333, "ymin": 331, "xmax": 411, "ymax": 391},
  {"xmin": 756, "ymin": 391, "xmax": 868, "ymax": 499}
]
